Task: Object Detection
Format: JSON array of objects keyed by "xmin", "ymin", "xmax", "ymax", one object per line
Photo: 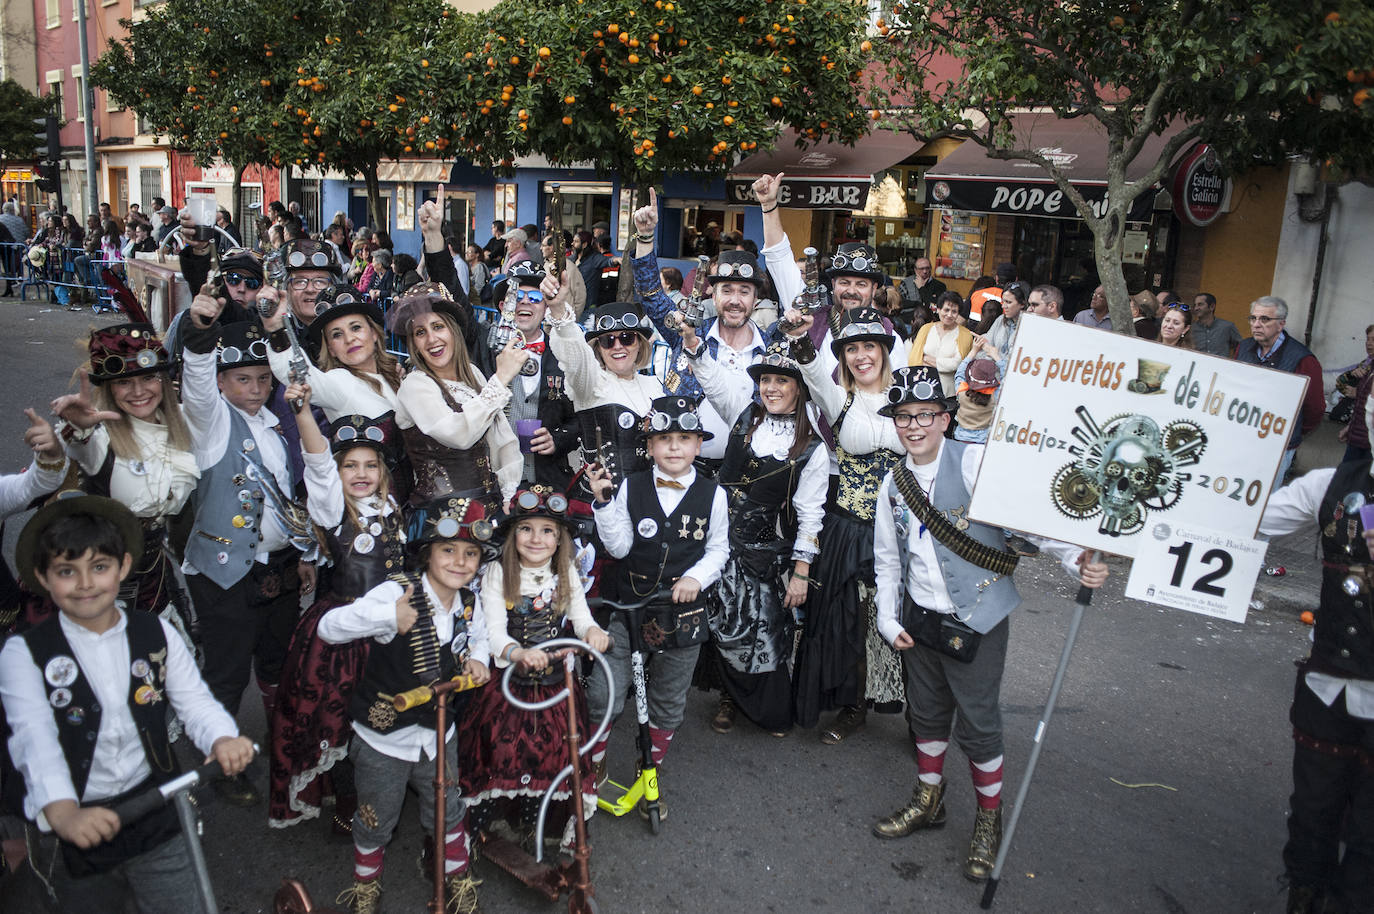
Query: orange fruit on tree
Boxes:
[
  {"xmin": 723, "ymin": 114, "xmax": 734, "ymax": 125},
  {"xmin": 1356, "ymin": 88, "xmax": 1370, "ymax": 107},
  {"xmin": 562, "ymin": 115, "xmax": 573, "ymax": 125},
  {"xmin": 539, "ymin": 46, "xmax": 551, "ymax": 58},
  {"xmin": 692, "ymin": 85, "xmax": 703, "ymax": 95},
  {"xmin": 565, "ymin": 95, "xmax": 576, "ymax": 103},
  {"xmin": 628, "ymin": 53, "xmax": 640, "ymax": 64}
]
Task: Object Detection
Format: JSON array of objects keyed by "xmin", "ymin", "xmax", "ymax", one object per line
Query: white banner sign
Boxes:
[
  {"xmin": 1124, "ymin": 522, "xmax": 1268, "ymax": 623},
  {"xmin": 967, "ymin": 317, "xmax": 1307, "ymax": 557}
]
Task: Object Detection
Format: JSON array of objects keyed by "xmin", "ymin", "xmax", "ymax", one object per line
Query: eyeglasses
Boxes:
[
  {"xmin": 218, "ymin": 339, "xmax": 269, "ymax": 363},
  {"xmin": 597, "ymin": 331, "xmax": 640, "ymax": 350},
  {"xmin": 515, "ymin": 289, "xmax": 544, "ymax": 304},
  {"xmin": 289, "ymin": 276, "xmax": 334, "ymax": 291},
  {"xmin": 97, "ymin": 348, "xmax": 168, "ymax": 375},
  {"xmin": 888, "ymin": 379, "xmax": 941, "ymax": 403},
  {"xmin": 595, "ymin": 312, "xmax": 649, "ymax": 332},
  {"xmin": 1248, "ymin": 314, "xmax": 1279, "ymax": 324},
  {"xmin": 223, "ymin": 271, "xmax": 262, "ymax": 290},
  {"xmin": 334, "ymin": 424, "xmax": 385, "ymax": 445},
  {"xmin": 433, "ymin": 515, "xmax": 494, "ymax": 542},
  {"xmin": 648, "ymin": 410, "xmax": 702, "ymax": 431},
  {"xmin": 892, "ymin": 410, "xmax": 947, "ymax": 428},
  {"xmin": 515, "ymin": 489, "xmax": 569, "ymax": 514},
  {"xmin": 287, "ymin": 249, "xmax": 333, "ymax": 269}
]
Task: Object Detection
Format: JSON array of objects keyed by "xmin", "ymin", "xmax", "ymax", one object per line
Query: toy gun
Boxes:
[
  {"xmin": 488, "ymin": 271, "xmax": 538, "ymax": 377},
  {"xmin": 681, "ymin": 255, "xmax": 710, "ymax": 328},
  {"xmin": 549, "ymin": 182, "xmax": 566, "ymax": 280},
  {"xmin": 260, "ymin": 250, "xmax": 310, "ymax": 411},
  {"xmin": 778, "ymin": 246, "xmax": 821, "ymax": 334}
]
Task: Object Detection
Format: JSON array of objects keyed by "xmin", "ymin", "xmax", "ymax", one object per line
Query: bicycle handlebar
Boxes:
[
  {"xmin": 587, "ymin": 589, "xmax": 674, "ymax": 616},
  {"xmin": 108, "ymin": 743, "xmax": 260, "ymax": 825},
  {"xmin": 390, "ymin": 674, "xmax": 482, "ymax": 712}
]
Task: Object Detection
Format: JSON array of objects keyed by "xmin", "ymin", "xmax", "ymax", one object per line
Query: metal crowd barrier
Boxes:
[{"xmin": 0, "ymin": 241, "xmax": 122, "ymax": 313}]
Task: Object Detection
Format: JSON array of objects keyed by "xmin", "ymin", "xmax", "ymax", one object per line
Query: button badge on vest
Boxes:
[{"xmin": 44, "ymin": 655, "xmax": 78, "ymax": 688}]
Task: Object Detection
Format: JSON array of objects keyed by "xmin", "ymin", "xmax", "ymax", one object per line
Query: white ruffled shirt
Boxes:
[{"xmin": 67, "ymin": 418, "xmax": 200, "ymax": 518}]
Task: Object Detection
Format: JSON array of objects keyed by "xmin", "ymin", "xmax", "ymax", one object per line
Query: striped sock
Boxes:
[
  {"xmin": 353, "ymin": 843, "xmax": 384, "ymax": 882},
  {"xmin": 590, "ymin": 736, "xmax": 608, "ymax": 765},
  {"xmin": 648, "ymin": 727, "xmax": 674, "ymax": 766},
  {"xmin": 443, "ymin": 818, "xmax": 470, "ymax": 875},
  {"xmin": 970, "ymin": 755, "xmax": 1003, "ymax": 810},
  {"xmin": 916, "ymin": 739, "xmax": 948, "ymax": 786}
]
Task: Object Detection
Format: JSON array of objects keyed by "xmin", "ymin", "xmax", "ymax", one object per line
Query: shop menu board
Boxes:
[{"xmin": 933, "ymin": 211, "xmax": 986, "ymax": 280}]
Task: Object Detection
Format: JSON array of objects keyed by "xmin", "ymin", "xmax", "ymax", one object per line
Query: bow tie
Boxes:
[
  {"xmin": 655, "ymin": 477, "xmax": 686, "ymax": 490},
  {"xmin": 524, "ymin": 340, "xmax": 546, "ymax": 355}
]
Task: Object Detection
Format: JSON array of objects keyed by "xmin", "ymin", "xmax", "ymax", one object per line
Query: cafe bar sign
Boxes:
[
  {"xmin": 724, "ymin": 176, "xmax": 870, "ymax": 210},
  {"xmin": 924, "ymin": 176, "xmax": 1155, "ymax": 221}
]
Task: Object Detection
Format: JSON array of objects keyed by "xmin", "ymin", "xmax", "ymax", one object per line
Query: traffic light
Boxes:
[
  {"xmin": 35, "ymin": 163, "xmax": 58, "ymax": 194},
  {"xmin": 32, "ymin": 115, "xmax": 59, "ymax": 164}
]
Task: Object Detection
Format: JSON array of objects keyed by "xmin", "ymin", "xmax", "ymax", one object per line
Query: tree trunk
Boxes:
[
  {"xmin": 615, "ymin": 183, "xmax": 651, "ymax": 304},
  {"xmin": 1093, "ymin": 202, "xmax": 1135, "ymax": 336},
  {"xmin": 361, "ymin": 163, "xmax": 383, "ymax": 234},
  {"xmin": 231, "ymin": 161, "xmax": 245, "ymax": 231}
]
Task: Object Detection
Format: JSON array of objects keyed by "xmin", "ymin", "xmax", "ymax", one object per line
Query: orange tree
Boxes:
[
  {"xmin": 867, "ymin": 0, "xmax": 1374, "ymax": 332},
  {"xmin": 92, "ymin": 0, "xmax": 304, "ymax": 219},
  {"xmin": 439, "ymin": 0, "xmax": 872, "ymax": 189}
]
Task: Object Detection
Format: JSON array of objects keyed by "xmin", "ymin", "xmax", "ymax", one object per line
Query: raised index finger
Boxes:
[
  {"xmin": 648, "ymin": 186, "xmax": 658, "ymax": 211},
  {"xmin": 436, "ymin": 184, "xmax": 446, "ymax": 210}
]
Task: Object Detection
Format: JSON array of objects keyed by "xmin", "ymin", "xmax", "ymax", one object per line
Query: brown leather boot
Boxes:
[
  {"xmin": 711, "ymin": 695, "xmax": 737, "ymax": 733},
  {"xmin": 335, "ymin": 879, "xmax": 382, "ymax": 914},
  {"xmin": 820, "ymin": 706, "xmax": 867, "ymax": 744},
  {"xmin": 873, "ymin": 780, "xmax": 946, "ymax": 838},
  {"xmin": 964, "ymin": 805, "xmax": 1002, "ymax": 882}
]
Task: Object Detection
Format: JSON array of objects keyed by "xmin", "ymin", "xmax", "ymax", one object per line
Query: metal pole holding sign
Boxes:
[{"xmin": 980, "ymin": 551, "xmax": 1098, "ymax": 910}]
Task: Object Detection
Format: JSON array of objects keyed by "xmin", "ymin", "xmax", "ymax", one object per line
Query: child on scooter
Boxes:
[
  {"xmin": 586, "ymin": 396, "xmax": 729, "ymax": 817},
  {"xmin": 319, "ymin": 494, "xmax": 492, "ymax": 914},
  {"xmin": 460, "ymin": 484, "xmax": 611, "ymax": 852},
  {"xmin": 268, "ymin": 381, "xmax": 405, "ymax": 833},
  {"xmin": 0, "ymin": 493, "xmax": 254, "ymax": 914}
]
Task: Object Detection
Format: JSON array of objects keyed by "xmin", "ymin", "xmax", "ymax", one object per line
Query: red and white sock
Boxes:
[
  {"xmin": 444, "ymin": 817, "xmax": 470, "ymax": 875},
  {"xmin": 970, "ymin": 755, "xmax": 1003, "ymax": 809},
  {"xmin": 648, "ymin": 727, "xmax": 674, "ymax": 766},
  {"xmin": 590, "ymin": 736, "xmax": 609, "ymax": 765},
  {"xmin": 353, "ymin": 843, "xmax": 384, "ymax": 882},
  {"xmin": 916, "ymin": 739, "xmax": 948, "ymax": 786}
]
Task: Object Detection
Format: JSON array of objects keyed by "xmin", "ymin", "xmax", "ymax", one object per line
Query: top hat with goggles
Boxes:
[
  {"xmin": 830, "ymin": 306, "xmax": 895, "ymax": 360},
  {"xmin": 215, "ymin": 321, "xmax": 270, "ymax": 372},
  {"xmin": 879, "ymin": 365, "xmax": 948, "ymax": 417},
  {"xmin": 707, "ymin": 251, "xmax": 764, "ymax": 289},
  {"xmin": 585, "ymin": 301, "xmax": 653, "ymax": 342},
  {"xmin": 330, "ymin": 414, "xmax": 393, "ymax": 457},
  {"xmin": 641, "ymin": 395, "xmax": 714, "ymax": 441},
  {"xmin": 826, "ymin": 242, "xmax": 885, "ymax": 284},
  {"xmin": 306, "ymin": 283, "xmax": 386, "ymax": 350},
  {"xmin": 283, "ymin": 238, "xmax": 342, "ymax": 276},
  {"xmin": 498, "ymin": 484, "xmax": 577, "ymax": 534},
  {"xmin": 87, "ymin": 322, "xmax": 171, "ymax": 385},
  {"xmin": 746, "ymin": 340, "xmax": 805, "ymax": 386},
  {"xmin": 407, "ymin": 495, "xmax": 495, "ymax": 550},
  {"xmin": 492, "ymin": 260, "xmax": 547, "ymax": 304},
  {"xmin": 386, "ymin": 283, "xmax": 463, "ymax": 337}
]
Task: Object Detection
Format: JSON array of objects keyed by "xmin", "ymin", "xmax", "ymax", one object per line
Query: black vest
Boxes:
[
  {"xmin": 718, "ymin": 407, "xmax": 819, "ymax": 546},
  {"xmin": 617, "ymin": 470, "xmax": 717, "ymax": 609},
  {"xmin": 348, "ymin": 572, "xmax": 473, "ymax": 733},
  {"xmin": 576, "ymin": 403, "xmax": 648, "ymax": 489},
  {"xmin": 1315, "ymin": 459, "xmax": 1374, "ymax": 679},
  {"xmin": 324, "ymin": 508, "xmax": 406, "ymax": 603},
  {"xmin": 19, "ymin": 611, "xmax": 179, "ymax": 802},
  {"xmin": 506, "ymin": 596, "xmax": 568, "ymax": 686}
]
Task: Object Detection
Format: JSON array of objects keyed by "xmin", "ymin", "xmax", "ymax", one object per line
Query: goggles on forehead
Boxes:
[
  {"xmin": 836, "ymin": 321, "xmax": 887, "ymax": 341},
  {"xmin": 887, "ymin": 379, "xmax": 941, "ymax": 403},
  {"xmin": 334, "ymin": 424, "xmax": 385, "ymax": 444},
  {"xmin": 648, "ymin": 411, "xmax": 702, "ymax": 432},
  {"xmin": 314, "ymin": 291, "xmax": 362, "ymax": 316},
  {"xmin": 515, "ymin": 489, "xmax": 569, "ymax": 515},
  {"xmin": 754, "ymin": 351, "xmax": 797, "ymax": 371},
  {"xmin": 223, "ymin": 271, "xmax": 262, "ymax": 290},
  {"xmin": 218, "ymin": 339, "xmax": 269, "ymax": 363},
  {"xmin": 433, "ymin": 515, "xmax": 494, "ymax": 542},
  {"xmin": 594, "ymin": 312, "xmax": 650, "ymax": 333},
  {"xmin": 287, "ymin": 249, "xmax": 333, "ymax": 270},
  {"xmin": 832, "ymin": 251, "xmax": 874, "ymax": 272},
  {"xmin": 714, "ymin": 260, "xmax": 755, "ymax": 279},
  {"xmin": 98, "ymin": 348, "xmax": 169, "ymax": 375}
]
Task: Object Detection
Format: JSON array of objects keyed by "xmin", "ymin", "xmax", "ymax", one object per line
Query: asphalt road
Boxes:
[{"xmin": 0, "ymin": 296, "xmax": 1329, "ymax": 914}]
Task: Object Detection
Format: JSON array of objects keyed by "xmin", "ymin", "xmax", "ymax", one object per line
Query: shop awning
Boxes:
[
  {"xmin": 924, "ymin": 114, "xmax": 1181, "ymax": 220},
  {"xmin": 726, "ymin": 130, "xmax": 916, "ymax": 210}
]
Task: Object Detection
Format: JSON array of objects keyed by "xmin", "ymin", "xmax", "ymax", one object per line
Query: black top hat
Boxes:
[
  {"xmin": 707, "ymin": 251, "xmax": 764, "ymax": 289},
  {"xmin": 386, "ymin": 284, "xmax": 463, "ymax": 337},
  {"xmin": 306, "ymin": 283, "xmax": 386, "ymax": 350},
  {"xmin": 879, "ymin": 365, "xmax": 948, "ymax": 417},
  {"xmin": 283, "ymin": 238, "xmax": 342, "ymax": 275},
  {"xmin": 746, "ymin": 340, "xmax": 805, "ymax": 385},
  {"xmin": 407, "ymin": 495, "xmax": 495, "ymax": 549},
  {"xmin": 16, "ymin": 491, "xmax": 145, "ymax": 593},
  {"xmin": 829, "ymin": 306, "xmax": 895, "ymax": 359},
  {"xmin": 216, "ymin": 321, "xmax": 270, "ymax": 372},
  {"xmin": 87, "ymin": 322, "xmax": 171, "ymax": 385},
  {"xmin": 826, "ymin": 242, "xmax": 884, "ymax": 283},
  {"xmin": 497, "ymin": 484, "xmax": 577, "ymax": 533},
  {"xmin": 330, "ymin": 414, "xmax": 392, "ymax": 457},
  {"xmin": 220, "ymin": 248, "xmax": 265, "ymax": 279},
  {"xmin": 506, "ymin": 260, "xmax": 546, "ymax": 285},
  {"xmin": 585, "ymin": 301, "xmax": 653, "ymax": 340},
  {"xmin": 641, "ymin": 395, "xmax": 714, "ymax": 441}
]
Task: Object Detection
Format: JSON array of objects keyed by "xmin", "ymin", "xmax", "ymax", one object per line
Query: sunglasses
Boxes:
[
  {"xmin": 287, "ymin": 249, "xmax": 333, "ymax": 269},
  {"xmin": 892, "ymin": 410, "xmax": 947, "ymax": 428},
  {"xmin": 515, "ymin": 489, "xmax": 569, "ymax": 514},
  {"xmin": 433, "ymin": 515, "xmax": 494, "ymax": 542},
  {"xmin": 515, "ymin": 289, "xmax": 544, "ymax": 304},
  {"xmin": 1165, "ymin": 302, "xmax": 1190, "ymax": 312},
  {"xmin": 594, "ymin": 313, "xmax": 649, "ymax": 332},
  {"xmin": 289, "ymin": 276, "xmax": 333, "ymax": 291},
  {"xmin": 648, "ymin": 410, "xmax": 702, "ymax": 432},
  {"xmin": 218, "ymin": 339, "xmax": 269, "ymax": 363},
  {"xmin": 223, "ymin": 271, "xmax": 262, "ymax": 290},
  {"xmin": 97, "ymin": 348, "xmax": 168, "ymax": 375},
  {"xmin": 334, "ymin": 424, "xmax": 385, "ymax": 445},
  {"xmin": 597, "ymin": 331, "xmax": 640, "ymax": 350}
]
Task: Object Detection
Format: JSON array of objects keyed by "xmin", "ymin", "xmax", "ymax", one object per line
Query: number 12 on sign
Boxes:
[{"xmin": 1125, "ymin": 523, "xmax": 1268, "ymax": 623}]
